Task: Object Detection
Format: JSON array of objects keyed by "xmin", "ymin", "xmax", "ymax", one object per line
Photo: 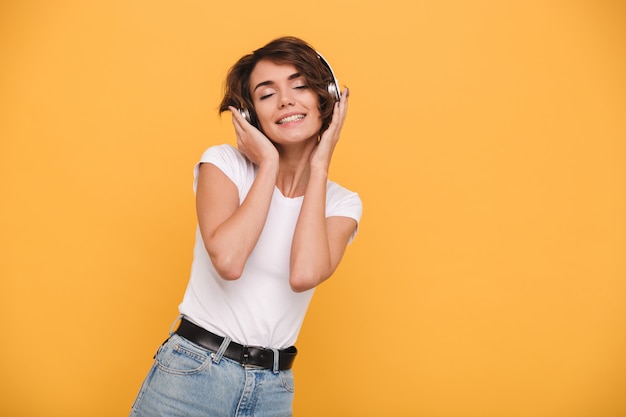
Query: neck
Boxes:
[{"xmin": 274, "ymin": 140, "xmax": 316, "ymax": 198}]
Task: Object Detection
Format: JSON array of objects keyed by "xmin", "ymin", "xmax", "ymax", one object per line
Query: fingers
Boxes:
[
  {"xmin": 337, "ymin": 87, "xmax": 349, "ymax": 123},
  {"xmin": 336, "ymin": 86, "xmax": 349, "ymax": 109},
  {"xmin": 228, "ymin": 106, "xmax": 247, "ymax": 131},
  {"xmin": 332, "ymin": 88, "xmax": 350, "ymax": 126},
  {"xmin": 228, "ymin": 106, "xmax": 251, "ymax": 157},
  {"xmin": 227, "ymin": 106, "xmax": 278, "ymax": 166},
  {"xmin": 321, "ymin": 87, "xmax": 350, "ymax": 142}
]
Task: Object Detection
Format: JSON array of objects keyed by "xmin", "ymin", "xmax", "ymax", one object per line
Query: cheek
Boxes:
[
  {"xmin": 305, "ymin": 95, "xmax": 322, "ymax": 117},
  {"xmin": 252, "ymin": 102, "xmax": 272, "ymax": 123}
]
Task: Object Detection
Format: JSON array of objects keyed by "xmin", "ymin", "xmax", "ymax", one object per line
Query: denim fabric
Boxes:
[{"xmin": 130, "ymin": 334, "xmax": 295, "ymax": 417}]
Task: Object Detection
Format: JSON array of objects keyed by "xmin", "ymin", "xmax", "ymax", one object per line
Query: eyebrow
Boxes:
[{"xmin": 252, "ymin": 72, "xmax": 303, "ymax": 93}]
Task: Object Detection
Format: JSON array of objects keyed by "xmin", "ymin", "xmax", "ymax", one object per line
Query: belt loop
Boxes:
[
  {"xmin": 169, "ymin": 314, "xmax": 184, "ymax": 336},
  {"xmin": 271, "ymin": 348, "xmax": 280, "ymax": 374},
  {"xmin": 212, "ymin": 335, "xmax": 232, "ymax": 364}
]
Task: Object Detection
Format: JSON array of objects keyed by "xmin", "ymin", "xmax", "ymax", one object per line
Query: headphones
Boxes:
[{"xmin": 238, "ymin": 51, "xmax": 341, "ymax": 128}]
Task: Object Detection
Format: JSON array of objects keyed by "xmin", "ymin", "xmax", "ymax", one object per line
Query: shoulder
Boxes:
[
  {"xmin": 326, "ymin": 180, "xmax": 361, "ymax": 202},
  {"xmin": 326, "ymin": 180, "xmax": 363, "ymax": 222},
  {"xmin": 199, "ymin": 144, "xmax": 249, "ymax": 167},
  {"xmin": 194, "ymin": 144, "xmax": 256, "ymax": 194}
]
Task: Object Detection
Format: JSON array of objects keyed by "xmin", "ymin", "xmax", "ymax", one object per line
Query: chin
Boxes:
[{"xmin": 267, "ymin": 126, "xmax": 320, "ymax": 144}]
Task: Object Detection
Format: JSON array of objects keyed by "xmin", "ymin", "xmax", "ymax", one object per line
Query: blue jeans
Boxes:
[{"xmin": 130, "ymin": 334, "xmax": 295, "ymax": 417}]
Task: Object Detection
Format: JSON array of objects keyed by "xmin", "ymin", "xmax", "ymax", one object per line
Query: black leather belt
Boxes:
[{"xmin": 175, "ymin": 318, "xmax": 297, "ymax": 371}]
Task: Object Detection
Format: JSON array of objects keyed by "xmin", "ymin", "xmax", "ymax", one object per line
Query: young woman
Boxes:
[{"xmin": 130, "ymin": 36, "xmax": 362, "ymax": 417}]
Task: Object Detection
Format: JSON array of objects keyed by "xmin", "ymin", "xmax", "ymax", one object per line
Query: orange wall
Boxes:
[{"xmin": 1, "ymin": 1, "xmax": 625, "ymax": 416}]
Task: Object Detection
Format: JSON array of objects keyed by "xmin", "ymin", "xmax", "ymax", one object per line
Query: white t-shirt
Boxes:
[{"xmin": 179, "ymin": 144, "xmax": 362, "ymax": 349}]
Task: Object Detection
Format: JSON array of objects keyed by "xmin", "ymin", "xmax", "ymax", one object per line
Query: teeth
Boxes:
[{"xmin": 278, "ymin": 114, "xmax": 305, "ymax": 124}]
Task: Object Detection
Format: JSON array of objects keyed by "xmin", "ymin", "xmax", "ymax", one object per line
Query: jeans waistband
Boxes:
[{"xmin": 175, "ymin": 318, "xmax": 297, "ymax": 371}]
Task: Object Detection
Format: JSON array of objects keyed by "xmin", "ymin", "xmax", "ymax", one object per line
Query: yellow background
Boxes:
[{"xmin": 1, "ymin": 1, "xmax": 625, "ymax": 416}]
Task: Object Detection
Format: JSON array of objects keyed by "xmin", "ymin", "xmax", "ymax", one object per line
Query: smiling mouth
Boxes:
[{"xmin": 277, "ymin": 114, "xmax": 305, "ymax": 124}]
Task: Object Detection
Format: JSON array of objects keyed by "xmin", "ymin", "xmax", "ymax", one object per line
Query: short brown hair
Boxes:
[{"xmin": 219, "ymin": 36, "xmax": 337, "ymax": 134}]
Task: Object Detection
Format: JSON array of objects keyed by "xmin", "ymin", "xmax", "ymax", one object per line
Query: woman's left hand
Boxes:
[{"xmin": 309, "ymin": 87, "xmax": 349, "ymax": 172}]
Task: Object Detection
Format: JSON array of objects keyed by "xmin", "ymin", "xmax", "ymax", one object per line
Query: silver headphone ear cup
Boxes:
[
  {"xmin": 327, "ymin": 82, "xmax": 340, "ymax": 102},
  {"xmin": 239, "ymin": 107, "xmax": 251, "ymax": 122}
]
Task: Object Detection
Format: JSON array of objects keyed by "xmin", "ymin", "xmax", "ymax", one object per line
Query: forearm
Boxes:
[
  {"xmin": 289, "ymin": 168, "xmax": 334, "ymax": 292},
  {"xmin": 203, "ymin": 162, "xmax": 278, "ymax": 279}
]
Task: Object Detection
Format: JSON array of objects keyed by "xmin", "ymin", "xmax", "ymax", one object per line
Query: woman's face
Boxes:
[{"xmin": 249, "ymin": 59, "xmax": 322, "ymax": 145}]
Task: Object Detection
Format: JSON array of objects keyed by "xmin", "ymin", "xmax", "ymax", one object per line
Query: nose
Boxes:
[{"xmin": 278, "ymin": 91, "xmax": 295, "ymax": 108}]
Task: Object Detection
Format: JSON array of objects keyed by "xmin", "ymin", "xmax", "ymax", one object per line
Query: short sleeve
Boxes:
[
  {"xmin": 193, "ymin": 144, "xmax": 256, "ymax": 201},
  {"xmin": 325, "ymin": 181, "xmax": 363, "ymax": 243}
]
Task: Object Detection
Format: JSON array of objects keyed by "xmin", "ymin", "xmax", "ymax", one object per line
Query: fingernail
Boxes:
[{"xmin": 345, "ymin": 87, "xmax": 350, "ymax": 97}]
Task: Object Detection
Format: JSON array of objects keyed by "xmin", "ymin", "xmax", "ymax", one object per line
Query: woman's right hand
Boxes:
[{"xmin": 228, "ymin": 106, "xmax": 278, "ymax": 167}]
